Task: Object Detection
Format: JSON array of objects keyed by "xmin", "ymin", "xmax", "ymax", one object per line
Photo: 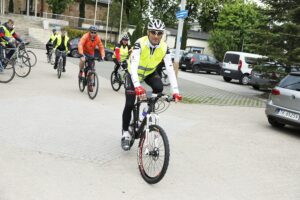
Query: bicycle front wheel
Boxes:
[
  {"xmin": 0, "ymin": 60, "xmax": 15, "ymax": 83},
  {"xmin": 110, "ymin": 71, "xmax": 121, "ymax": 91},
  {"xmin": 138, "ymin": 125, "xmax": 170, "ymax": 184},
  {"xmin": 87, "ymin": 71, "xmax": 99, "ymax": 99},
  {"xmin": 57, "ymin": 58, "xmax": 62, "ymax": 79},
  {"xmin": 15, "ymin": 58, "xmax": 31, "ymax": 78}
]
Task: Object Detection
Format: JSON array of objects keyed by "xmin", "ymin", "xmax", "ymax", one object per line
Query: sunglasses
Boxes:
[
  {"xmin": 90, "ymin": 31, "xmax": 97, "ymax": 34},
  {"xmin": 149, "ymin": 30, "xmax": 164, "ymax": 36}
]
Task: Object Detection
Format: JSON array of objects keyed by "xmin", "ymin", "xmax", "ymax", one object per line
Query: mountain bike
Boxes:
[
  {"xmin": 0, "ymin": 53, "xmax": 15, "ymax": 83},
  {"xmin": 128, "ymin": 93, "xmax": 174, "ymax": 184},
  {"xmin": 55, "ymin": 50, "xmax": 66, "ymax": 79},
  {"xmin": 4, "ymin": 42, "xmax": 32, "ymax": 78},
  {"xmin": 47, "ymin": 45, "xmax": 55, "ymax": 65},
  {"xmin": 110, "ymin": 61, "xmax": 127, "ymax": 91},
  {"xmin": 78, "ymin": 56, "xmax": 100, "ymax": 99}
]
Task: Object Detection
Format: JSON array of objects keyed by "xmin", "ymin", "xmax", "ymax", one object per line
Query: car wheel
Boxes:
[
  {"xmin": 192, "ymin": 65, "xmax": 200, "ymax": 73},
  {"xmin": 239, "ymin": 74, "xmax": 250, "ymax": 85},
  {"xmin": 71, "ymin": 49, "xmax": 80, "ymax": 58},
  {"xmin": 223, "ymin": 76, "xmax": 232, "ymax": 82},
  {"xmin": 105, "ymin": 53, "xmax": 113, "ymax": 61},
  {"xmin": 252, "ymin": 85, "xmax": 260, "ymax": 90},
  {"xmin": 181, "ymin": 68, "xmax": 186, "ymax": 71},
  {"xmin": 268, "ymin": 117, "xmax": 285, "ymax": 128}
]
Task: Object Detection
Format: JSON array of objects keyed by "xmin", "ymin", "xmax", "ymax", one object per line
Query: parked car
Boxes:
[
  {"xmin": 249, "ymin": 62, "xmax": 300, "ymax": 90},
  {"xmin": 69, "ymin": 38, "xmax": 114, "ymax": 61},
  {"xmin": 265, "ymin": 72, "xmax": 300, "ymax": 128},
  {"xmin": 179, "ymin": 53, "xmax": 221, "ymax": 74},
  {"xmin": 221, "ymin": 51, "xmax": 264, "ymax": 85}
]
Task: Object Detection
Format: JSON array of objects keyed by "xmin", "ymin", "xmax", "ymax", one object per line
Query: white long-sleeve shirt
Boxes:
[{"xmin": 129, "ymin": 38, "xmax": 179, "ymax": 94}]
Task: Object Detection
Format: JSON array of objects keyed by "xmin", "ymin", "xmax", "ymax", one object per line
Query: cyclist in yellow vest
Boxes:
[
  {"xmin": 112, "ymin": 34, "xmax": 131, "ymax": 76},
  {"xmin": 0, "ymin": 19, "xmax": 23, "ymax": 71},
  {"xmin": 121, "ymin": 19, "xmax": 182, "ymax": 151},
  {"xmin": 52, "ymin": 28, "xmax": 70, "ymax": 72},
  {"xmin": 46, "ymin": 28, "xmax": 58, "ymax": 55}
]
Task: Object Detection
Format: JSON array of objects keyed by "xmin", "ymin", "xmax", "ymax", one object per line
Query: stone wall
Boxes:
[{"xmin": 6, "ymin": 0, "xmax": 107, "ymax": 21}]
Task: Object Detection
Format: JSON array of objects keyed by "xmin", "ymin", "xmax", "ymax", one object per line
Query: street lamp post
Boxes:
[
  {"xmin": 118, "ymin": 0, "xmax": 124, "ymax": 41},
  {"xmin": 27, "ymin": 0, "xmax": 30, "ymax": 16},
  {"xmin": 94, "ymin": 0, "xmax": 98, "ymax": 25},
  {"xmin": 105, "ymin": 0, "xmax": 111, "ymax": 47},
  {"xmin": 174, "ymin": 0, "xmax": 186, "ymax": 78}
]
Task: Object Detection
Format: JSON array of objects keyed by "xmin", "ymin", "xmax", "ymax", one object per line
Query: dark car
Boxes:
[
  {"xmin": 179, "ymin": 53, "xmax": 221, "ymax": 74},
  {"xmin": 69, "ymin": 38, "xmax": 114, "ymax": 61},
  {"xmin": 249, "ymin": 62, "xmax": 300, "ymax": 90}
]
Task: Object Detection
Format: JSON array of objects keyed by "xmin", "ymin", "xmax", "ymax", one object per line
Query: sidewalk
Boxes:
[{"xmin": 0, "ymin": 49, "xmax": 300, "ymax": 200}]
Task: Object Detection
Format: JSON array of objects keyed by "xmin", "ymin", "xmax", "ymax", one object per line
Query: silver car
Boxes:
[{"xmin": 265, "ymin": 72, "xmax": 300, "ymax": 128}]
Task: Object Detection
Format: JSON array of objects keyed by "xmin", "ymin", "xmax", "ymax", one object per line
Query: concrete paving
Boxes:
[{"xmin": 0, "ymin": 49, "xmax": 300, "ymax": 200}]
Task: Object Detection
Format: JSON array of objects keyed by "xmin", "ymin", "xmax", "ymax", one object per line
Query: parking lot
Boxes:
[{"xmin": 0, "ymin": 49, "xmax": 300, "ymax": 200}]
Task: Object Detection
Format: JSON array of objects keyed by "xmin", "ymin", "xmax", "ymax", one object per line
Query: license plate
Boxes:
[
  {"xmin": 182, "ymin": 64, "xmax": 186, "ymax": 67},
  {"xmin": 277, "ymin": 110, "xmax": 300, "ymax": 120},
  {"xmin": 224, "ymin": 70, "xmax": 231, "ymax": 74}
]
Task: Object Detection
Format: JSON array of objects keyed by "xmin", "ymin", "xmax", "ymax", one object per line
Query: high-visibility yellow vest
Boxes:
[
  {"xmin": 128, "ymin": 36, "xmax": 167, "ymax": 81},
  {"xmin": 0, "ymin": 25, "xmax": 15, "ymax": 45},
  {"xmin": 113, "ymin": 45, "xmax": 129, "ymax": 62},
  {"xmin": 50, "ymin": 34, "xmax": 57, "ymax": 43},
  {"xmin": 54, "ymin": 35, "xmax": 69, "ymax": 52}
]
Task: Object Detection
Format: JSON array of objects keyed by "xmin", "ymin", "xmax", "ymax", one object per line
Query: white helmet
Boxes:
[
  {"xmin": 147, "ymin": 19, "xmax": 165, "ymax": 31},
  {"xmin": 121, "ymin": 34, "xmax": 129, "ymax": 40}
]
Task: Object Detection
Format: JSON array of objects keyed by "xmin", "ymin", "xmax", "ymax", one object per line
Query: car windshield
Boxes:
[
  {"xmin": 279, "ymin": 74, "xmax": 300, "ymax": 91},
  {"xmin": 224, "ymin": 53, "xmax": 239, "ymax": 64}
]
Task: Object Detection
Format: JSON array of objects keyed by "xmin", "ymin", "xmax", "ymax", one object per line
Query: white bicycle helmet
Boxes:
[
  {"xmin": 121, "ymin": 34, "xmax": 129, "ymax": 40},
  {"xmin": 147, "ymin": 19, "xmax": 165, "ymax": 31}
]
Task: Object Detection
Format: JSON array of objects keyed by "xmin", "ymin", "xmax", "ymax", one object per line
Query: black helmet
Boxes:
[
  {"xmin": 52, "ymin": 28, "xmax": 57, "ymax": 33},
  {"xmin": 89, "ymin": 25, "xmax": 97, "ymax": 32}
]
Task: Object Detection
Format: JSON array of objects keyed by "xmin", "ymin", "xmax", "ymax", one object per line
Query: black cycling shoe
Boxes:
[{"xmin": 121, "ymin": 137, "xmax": 131, "ymax": 151}]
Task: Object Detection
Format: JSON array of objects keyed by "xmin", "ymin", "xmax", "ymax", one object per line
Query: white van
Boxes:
[{"xmin": 221, "ymin": 51, "xmax": 264, "ymax": 85}]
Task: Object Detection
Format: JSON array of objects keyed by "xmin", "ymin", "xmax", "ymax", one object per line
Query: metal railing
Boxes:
[{"xmin": 42, "ymin": 12, "xmax": 107, "ymax": 29}]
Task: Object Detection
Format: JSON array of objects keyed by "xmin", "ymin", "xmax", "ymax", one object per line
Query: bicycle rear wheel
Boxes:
[
  {"xmin": 87, "ymin": 71, "xmax": 99, "ymax": 99},
  {"xmin": 57, "ymin": 58, "xmax": 62, "ymax": 79},
  {"xmin": 23, "ymin": 50, "xmax": 37, "ymax": 67},
  {"xmin": 110, "ymin": 71, "xmax": 122, "ymax": 91},
  {"xmin": 138, "ymin": 125, "xmax": 170, "ymax": 184},
  {"xmin": 0, "ymin": 60, "xmax": 15, "ymax": 83}
]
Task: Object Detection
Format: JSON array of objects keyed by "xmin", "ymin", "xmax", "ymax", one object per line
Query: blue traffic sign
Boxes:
[{"xmin": 176, "ymin": 10, "xmax": 188, "ymax": 19}]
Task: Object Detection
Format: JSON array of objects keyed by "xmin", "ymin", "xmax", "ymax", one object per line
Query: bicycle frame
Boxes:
[{"xmin": 131, "ymin": 96, "xmax": 160, "ymax": 139}]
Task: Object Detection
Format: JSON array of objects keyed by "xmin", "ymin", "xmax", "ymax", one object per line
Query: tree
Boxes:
[
  {"xmin": 150, "ymin": 0, "xmax": 178, "ymax": 27},
  {"xmin": 108, "ymin": 0, "xmax": 128, "ymax": 42},
  {"xmin": 208, "ymin": 1, "xmax": 264, "ymax": 60},
  {"xmin": 9, "ymin": 0, "xmax": 14, "ymax": 13},
  {"xmin": 46, "ymin": 0, "xmax": 74, "ymax": 15},
  {"xmin": 258, "ymin": 0, "xmax": 300, "ymax": 65},
  {"xmin": 78, "ymin": 0, "xmax": 85, "ymax": 27}
]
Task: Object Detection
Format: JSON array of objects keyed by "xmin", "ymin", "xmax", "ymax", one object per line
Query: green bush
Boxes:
[{"xmin": 65, "ymin": 27, "xmax": 86, "ymax": 39}]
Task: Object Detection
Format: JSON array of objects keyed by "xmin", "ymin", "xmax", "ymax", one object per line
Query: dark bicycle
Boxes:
[
  {"xmin": 110, "ymin": 61, "xmax": 128, "ymax": 91},
  {"xmin": 78, "ymin": 56, "xmax": 100, "ymax": 99},
  {"xmin": 128, "ymin": 92, "xmax": 174, "ymax": 184},
  {"xmin": 55, "ymin": 50, "xmax": 66, "ymax": 79},
  {"xmin": 47, "ymin": 44, "xmax": 55, "ymax": 65},
  {"xmin": 0, "ymin": 51, "xmax": 15, "ymax": 83}
]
